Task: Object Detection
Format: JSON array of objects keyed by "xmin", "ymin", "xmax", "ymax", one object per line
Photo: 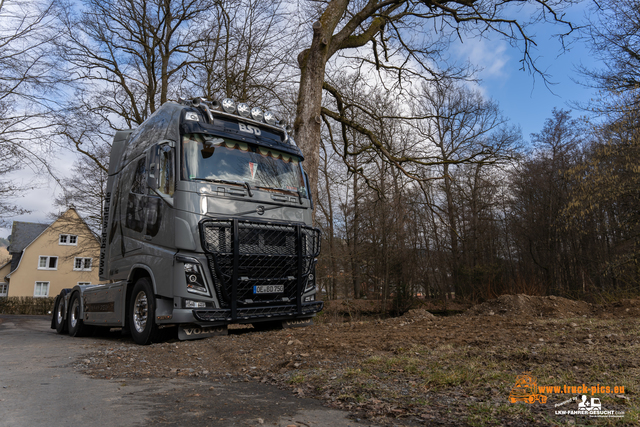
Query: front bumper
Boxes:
[{"xmin": 192, "ymin": 301, "xmax": 323, "ymax": 322}]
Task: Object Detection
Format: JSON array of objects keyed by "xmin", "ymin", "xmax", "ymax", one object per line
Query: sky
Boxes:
[{"xmin": 0, "ymin": 3, "xmax": 599, "ymax": 240}]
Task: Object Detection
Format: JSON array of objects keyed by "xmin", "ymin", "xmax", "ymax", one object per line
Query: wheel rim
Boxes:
[
  {"xmin": 56, "ymin": 300, "xmax": 64, "ymax": 325},
  {"xmin": 133, "ymin": 291, "xmax": 148, "ymax": 333},
  {"xmin": 70, "ymin": 298, "xmax": 79, "ymax": 328}
]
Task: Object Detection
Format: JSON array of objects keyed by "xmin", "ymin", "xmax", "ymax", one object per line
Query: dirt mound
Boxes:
[
  {"xmin": 400, "ymin": 308, "xmax": 437, "ymax": 321},
  {"xmin": 597, "ymin": 298, "xmax": 640, "ymax": 317},
  {"xmin": 466, "ymin": 294, "xmax": 593, "ymax": 318},
  {"xmin": 321, "ymin": 299, "xmax": 387, "ymax": 317}
]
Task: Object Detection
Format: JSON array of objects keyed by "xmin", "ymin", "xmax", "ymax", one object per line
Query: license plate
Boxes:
[{"xmin": 253, "ymin": 285, "xmax": 284, "ymax": 294}]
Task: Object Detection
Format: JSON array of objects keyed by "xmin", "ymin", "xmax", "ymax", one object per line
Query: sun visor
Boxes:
[{"xmin": 180, "ymin": 120, "xmax": 304, "ymax": 160}]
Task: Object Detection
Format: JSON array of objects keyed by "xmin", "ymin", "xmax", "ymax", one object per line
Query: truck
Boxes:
[
  {"xmin": 509, "ymin": 373, "xmax": 547, "ymax": 404},
  {"xmin": 51, "ymin": 97, "xmax": 323, "ymax": 344}
]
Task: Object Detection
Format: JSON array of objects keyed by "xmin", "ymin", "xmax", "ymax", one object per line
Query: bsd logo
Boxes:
[{"xmin": 239, "ymin": 123, "xmax": 261, "ymax": 135}]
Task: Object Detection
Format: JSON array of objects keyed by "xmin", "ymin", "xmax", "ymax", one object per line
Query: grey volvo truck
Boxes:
[{"xmin": 51, "ymin": 98, "xmax": 322, "ymax": 344}]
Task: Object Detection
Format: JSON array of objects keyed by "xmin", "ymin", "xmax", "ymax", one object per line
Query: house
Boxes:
[
  {"xmin": 2, "ymin": 208, "xmax": 103, "ymax": 298},
  {"xmin": 0, "ymin": 261, "xmax": 10, "ymax": 297}
]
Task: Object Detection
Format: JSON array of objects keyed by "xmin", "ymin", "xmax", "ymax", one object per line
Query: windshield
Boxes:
[{"xmin": 181, "ymin": 133, "xmax": 306, "ymax": 194}]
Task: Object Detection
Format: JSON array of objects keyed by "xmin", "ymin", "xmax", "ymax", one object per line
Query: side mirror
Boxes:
[
  {"xmin": 146, "ymin": 141, "xmax": 174, "ymax": 191},
  {"xmin": 304, "ymin": 171, "xmax": 314, "ymax": 210}
]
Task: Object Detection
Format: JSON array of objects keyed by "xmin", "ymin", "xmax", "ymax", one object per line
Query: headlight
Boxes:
[
  {"xmin": 176, "ymin": 255, "xmax": 210, "ymax": 296},
  {"xmin": 304, "ymin": 269, "xmax": 316, "ymax": 293}
]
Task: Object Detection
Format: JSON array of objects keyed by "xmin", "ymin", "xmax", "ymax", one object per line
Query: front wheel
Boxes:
[
  {"xmin": 68, "ymin": 293, "xmax": 92, "ymax": 337},
  {"xmin": 129, "ymin": 278, "xmax": 159, "ymax": 345},
  {"xmin": 53, "ymin": 295, "xmax": 67, "ymax": 334}
]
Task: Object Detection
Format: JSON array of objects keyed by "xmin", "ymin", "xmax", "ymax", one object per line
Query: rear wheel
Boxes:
[
  {"xmin": 53, "ymin": 295, "xmax": 67, "ymax": 334},
  {"xmin": 68, "ymin": 293, "xmax": 92, "ymax": 337},
  {"xmin": 129, "ymin": 278, "xmax": 159, "ymax": 345}
]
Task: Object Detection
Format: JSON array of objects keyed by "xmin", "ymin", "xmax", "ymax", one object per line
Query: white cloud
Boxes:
[
  {"xmin": 453, "ymin": 37, "xmax": 510, "ymax": 82},
  {"xmin": 0, "ymin": 152, "xmax": 78, "ymax": 238}
]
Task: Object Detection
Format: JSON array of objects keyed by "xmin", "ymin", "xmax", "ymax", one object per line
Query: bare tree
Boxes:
[
  {"xmin": 415, "ymin": 80, "xmax": 519, "ymax": 298},
  {"xmin": 508, "ymin": 109, "xmax": 584, "ymax": 295},
  {"xmin": 581, "ymin": 0, "xmax": 640, "ymax": 112},
  {"xmin": 186, "ymin": 0, "xmax": 298, "ymax": 109},
  {"xmin": 53, "ymin": 147, "xmax": 110, "ymax": 234},
  {"xmin": 294, "ymin": 0, "xmax": 577, "ymax": 200},
  {"xmin": 53, "ymin": 0, "xmax": 218, "ymax": 171},
  {"xmin": 0, "ymin": 0, "xmax": 58, "ymax": 224}
]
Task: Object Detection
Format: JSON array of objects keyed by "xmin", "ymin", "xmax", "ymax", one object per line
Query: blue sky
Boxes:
[
  {"xmin": 0, "ymin": 5, "xmax": 599, "ymax": 239},
  {"xmin": 454, "ymin": 2, "xmax": 597, "ymax": 141}
]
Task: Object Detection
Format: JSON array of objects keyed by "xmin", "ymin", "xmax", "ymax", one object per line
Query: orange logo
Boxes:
[{"xmin": 509, "ymin": 373, "xmax": 548, "ymax": 404}]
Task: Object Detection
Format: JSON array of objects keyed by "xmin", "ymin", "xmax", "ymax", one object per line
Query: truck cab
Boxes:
[{"xmin": 52, "ymin": 98, "xmax": 322, "ymax": 344}]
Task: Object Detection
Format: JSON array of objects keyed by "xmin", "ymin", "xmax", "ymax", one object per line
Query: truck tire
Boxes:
[
  {"xmin": 129, "ymin": 278, "xmax": 159, "ymax": 345},
  {"xmin": 53, "ymin": 295, "xmax": 67, "ymax": 334},
  {"xmin": 68, "ymin": 292, "xmax": 92, "ymax": 337}
]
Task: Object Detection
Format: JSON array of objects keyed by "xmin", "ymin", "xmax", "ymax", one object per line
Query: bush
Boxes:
[{"xmin": 0, "ymin": 296, "xmax": 56, "ymax": 315}]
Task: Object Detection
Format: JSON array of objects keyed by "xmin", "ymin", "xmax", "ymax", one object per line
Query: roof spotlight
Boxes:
[
  {"xmin": 221, "ymin": 98, "xmax": 236, "ymax": 114},
  {"xmin": 250, "ymin": 107, "xmax": 264, "ymax": 122},
  {"xmin": 264, "ymin": 111, "xmax": 277, "ymax": 126},
  {"xmin": 237, "ymin": 102, "xmax": 250, "ymax": 117}
]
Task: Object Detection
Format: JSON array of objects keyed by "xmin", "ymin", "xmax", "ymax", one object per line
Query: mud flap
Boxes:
[
  {"xmin": 178, "ymin": 325, "xmax": 228, "ymax": 340},
  {"xmin": 282, "ymin": 318, "xmax": 313, "ymax": 329}
]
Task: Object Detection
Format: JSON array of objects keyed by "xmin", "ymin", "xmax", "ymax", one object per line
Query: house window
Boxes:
[
  {"xmin": 0, "ymin": 283, "xmax": 7, "ymax": 297},
  {"xmin": 59, "ymin": 234, "xmax": 78, "ymax": 245},
  {"xmin": 38, "ymin": 256, "xmax": 58, "ymax": 270},
  {"xmin": 34, "ymin": 282, "xmax": 50, "ymax": 297},
  {"xmin": 74, "ymin": 257, "xmax": 92, "ymax": 271}
]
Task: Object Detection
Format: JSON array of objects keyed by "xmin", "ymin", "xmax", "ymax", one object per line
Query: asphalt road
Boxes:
[{"xmin": 0, "ymin": 315, "xmax": 367, "ymax": 427}]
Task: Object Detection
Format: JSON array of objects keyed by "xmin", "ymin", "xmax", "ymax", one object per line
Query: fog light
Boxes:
[
  {"xmin": 304, "ymin": 295, "xmax": 315, "ymax": 302},
  {"xmin": 184, "ymin": 300, "xmax": 207, "ymax": 308}
]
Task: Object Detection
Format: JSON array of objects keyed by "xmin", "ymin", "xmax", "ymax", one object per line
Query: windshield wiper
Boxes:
[
  {"xmin": 255, "ymin": 186, "xmax": 304, "ymax": 204},
  {"xmin": 244, "ymin": 182, "xmax": 253, "ymax": 197},
  {"xmin": 194, "ymin": 178, "xmax": 253, "ymax": 197}
]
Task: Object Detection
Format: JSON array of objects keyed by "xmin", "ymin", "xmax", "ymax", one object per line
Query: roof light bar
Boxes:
[{"xmin": 182, "ymin": 97, "xmax": 291, "ymax": 132}]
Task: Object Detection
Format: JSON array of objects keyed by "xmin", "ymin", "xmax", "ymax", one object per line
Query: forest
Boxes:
[{"xmin": 1, "ymin": 0, "xmax": 638, "ymax": 306}]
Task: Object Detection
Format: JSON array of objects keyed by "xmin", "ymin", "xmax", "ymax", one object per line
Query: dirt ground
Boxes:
[{"xmin": 78, "ymin": 295, "xmax": 640, "ymax": 426}]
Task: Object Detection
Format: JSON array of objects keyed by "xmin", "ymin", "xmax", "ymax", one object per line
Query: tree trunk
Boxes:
[
  {"xmin": 295, "ymin": 2, "xmax": 348, "ymax": 211},
  {"xmin": 351, "ymin": 156, "xmax": 360, "ymax": 299}
]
